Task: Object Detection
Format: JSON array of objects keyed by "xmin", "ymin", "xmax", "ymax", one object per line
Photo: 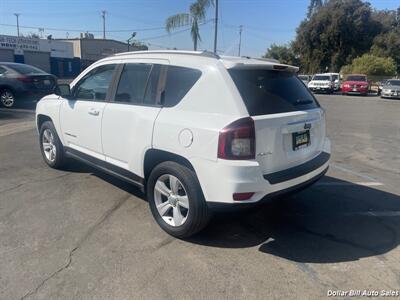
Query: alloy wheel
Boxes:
[
  {"xmin": 42, "ymin": 129, "xmax": 57, "ymax": 162},
  {"xmin": 1, "ymin": 90, "xmax": 15, "ymax": 108},
  {"xmin": 154, "ymin": 174, "xmax": 189, "ymax": 227}
]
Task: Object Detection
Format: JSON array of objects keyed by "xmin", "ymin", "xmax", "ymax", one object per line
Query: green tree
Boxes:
[
  {"xmin": 166, "ymin": 0, "xmax": 214, "ymax": 51},
  {"xmin": 293, "ymin": 0, "xmax": 382, "ymax": 74},
  {"xmin": 307, "ymin": 0, "xmax": 323, "ymax": 19},
  {"xmin": 341, "ymin": 54, "xmax": 396, "ymax": 76},
  {"xmin": 264, "ymin": 43, "xmax": 299, "ymax": 66}
]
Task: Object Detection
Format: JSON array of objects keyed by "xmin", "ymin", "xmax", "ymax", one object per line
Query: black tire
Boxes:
[
  {"xmin": 147, "ymin": 161, "xmax": 210, "ymax": 238},
  {"xmin": 0, "ymin": 88, "xmax": 16, "ymax": 108},
  {"xmin": 39, "ymin": 121, "xmax": 66, "ymax": 169}
]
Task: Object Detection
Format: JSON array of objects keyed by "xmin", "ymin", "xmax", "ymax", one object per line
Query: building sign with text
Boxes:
[{"xmin": 0, "ymin": 35, "xmax": 40, "ymax": 52}]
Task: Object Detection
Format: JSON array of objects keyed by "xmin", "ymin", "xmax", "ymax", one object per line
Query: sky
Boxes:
[{"xmin": 0, "ymin": 0, "xmax": 399, "ymax": 57}]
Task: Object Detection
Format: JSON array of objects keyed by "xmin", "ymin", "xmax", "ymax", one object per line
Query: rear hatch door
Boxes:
[{"xmin": 228, "ymin": 68, "xmax": 326, "ymax": 175}]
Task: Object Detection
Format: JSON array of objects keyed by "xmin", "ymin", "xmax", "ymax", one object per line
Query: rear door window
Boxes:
[
  {"xmin": 163, "ymin": 66, "xmax": 201, "ymax": 107},
  {"xmin": 115, "ymin": 63, "xmax": 152, "ymax": 104},
  {"xmin": 228, "ymin": 69, "xmax": 319, "ymax": 115}
]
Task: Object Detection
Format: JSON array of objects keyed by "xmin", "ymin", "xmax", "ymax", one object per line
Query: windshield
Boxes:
[
  {"xmin": 313, "ymin": 75, "xmax": 330, "ymax": 81},
  {"xmin": 387, "ymin": 80, "xmax": 400, "ymax": 86},
  {"xmin": 228, "ymin": 69, "xmax": 319, "ymax": 115},
  {"xmin": 7, "ymin": 64, "xmax": 47, "ymax": 75},
  {"xmin": 346, "ymin": 75, "xmax": 366, "ymax": 82}
]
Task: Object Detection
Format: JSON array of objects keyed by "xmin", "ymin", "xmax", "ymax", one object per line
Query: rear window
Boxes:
[
  {"xmin": 346, "ymin": 75, "xmax": 366, "ymax": 81},
  {"xmin": 7, "ymin": 64, "xmax": 46, "ymax": 75},
  {"xmin": 228, "ymin": 69, "xmax": 319, "ymax": 116},
  {"xmin": 313, "ymin": 75, "xmax": 330, "ymax": 81},
  {"xmin": 163, "ymin": 66, "xmax": 201, "ymax": 107},
  {"xmin": 387, "ymin": 80, "xmax": 400, "ymax": 86}
]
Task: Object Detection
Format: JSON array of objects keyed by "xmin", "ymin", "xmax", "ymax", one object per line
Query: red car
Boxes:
[{"xmin": 342, "ymin": 74, "xmax": 369, "ymax": 96}]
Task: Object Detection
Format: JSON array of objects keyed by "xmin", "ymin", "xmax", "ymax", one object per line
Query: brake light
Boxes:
[
  {"xmin": 273, "ymin": 65, "xmax": 288, "ymax": 70},
  {"xmin": 17, "ymin": 76, "xmax": 33, "ymax": 83},
  {"xmin": 218, "ymin": 117, "xmax": 255, "ymax": 160}
]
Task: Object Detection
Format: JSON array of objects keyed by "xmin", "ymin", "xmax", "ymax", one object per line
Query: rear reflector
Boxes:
[{"xmin": 233, "ymin": 192, "xmax": 255, "ymax": 201}]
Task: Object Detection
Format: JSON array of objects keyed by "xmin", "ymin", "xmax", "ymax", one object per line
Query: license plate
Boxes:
[
  {"xmin": 292, "ymin": 130, "xmax": 310, "ymax": 150},
  {"xmin": 352, "ymin": 88, "xmax": 357, "ymax": 91},
  {"xmin": 44, "ymin": 79, "xmax": 51, "ymax": 85}
]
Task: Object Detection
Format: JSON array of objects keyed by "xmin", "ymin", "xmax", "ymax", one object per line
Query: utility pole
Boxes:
[
  {"xmin": 213, "ymin": 0, "xmax": 218, "ymax": 54},
  {"xmin": 101, "ymin": 10, "xmax": 106, "ymax": 39},
  {"xmin": 238, "ymin": 25, "xmax": 243, "ymax": 57},
  {"xmin": 14, "ymin": 13, "xmax": 20, "ymax": 37}
]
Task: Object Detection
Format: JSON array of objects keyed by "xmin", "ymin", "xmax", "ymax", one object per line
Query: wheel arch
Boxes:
[
  {"xmin": 143, "ymin": 149, "xmax": 196, "ymax": 182},
  {"xmin": 0, "ymin": 85, "xmax": 15, "ymax": 93},
  {"xmin": 37, "ymin": 114, "xmax": 53, "ymax": 131}
]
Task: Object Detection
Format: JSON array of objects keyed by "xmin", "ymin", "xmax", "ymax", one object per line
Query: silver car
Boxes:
[{"xmin": 381, "ymin": 79, "xmax": 400, "ymax": 99}]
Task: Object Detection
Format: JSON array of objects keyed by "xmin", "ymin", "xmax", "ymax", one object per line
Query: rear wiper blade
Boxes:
[{"xmin": 294, "ymin": 99, "xmax": 313, "ymax": 105}]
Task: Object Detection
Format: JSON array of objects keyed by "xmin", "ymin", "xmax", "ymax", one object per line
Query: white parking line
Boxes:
[
  {"xmin": 330, "ymin": 163, "xmax": 381, "ymax": 182},
  {"xmin": 0, "ymin": 121, "xmax": 36, "ymax": 137}
]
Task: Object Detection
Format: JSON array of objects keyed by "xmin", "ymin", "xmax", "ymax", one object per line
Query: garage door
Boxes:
[
  {"xmin": 0, "ymin": 49, "xmax": 14, "ymax": 62},
  {"xmin": 24, "ymin": 51, "xmax": 51, "ymax": 73}
]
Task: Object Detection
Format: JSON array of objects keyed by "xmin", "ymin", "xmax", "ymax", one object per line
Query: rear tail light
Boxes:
[
  {"xmin": 233, "ymin": 192, "xmax": 255, "ymax": 201},
  {"xmin": 218, "ymin": 117, "xmax": 255, "ymax": 160},
  {"xmin": 17, "ymin": 76, "xmax": 33, "ymax": 83}
]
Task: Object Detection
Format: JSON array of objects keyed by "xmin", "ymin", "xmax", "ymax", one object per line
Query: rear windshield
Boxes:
[
  {"xmin": 387, "ymin": 80, "xmax": 400, "ymax": 86},
  {"xmin": 346, "ymin": 75, "xmax": 366, "ymax": 81},
  {"xmin": 228, "ymin": 69, "xmax": 319, "ymax": 115},
  {"xmin": 332, "ymin": 75, "xmax": 339, "ymax": 80},
  {"xmin": 7, "ymin": 64, "xmax": 46, "ymax": 75},
  {"xmin": 313, "ymin": 75, "xmax": 330, "ymax": 81}
]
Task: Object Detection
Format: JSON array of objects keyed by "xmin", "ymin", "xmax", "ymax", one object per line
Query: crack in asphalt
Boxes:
[
  {"xmin": 0, "ymin": 173, "xmax": 71, "ymax": 195},
  {"xmin": 20, "ymin": 193, "xmax": 131, "ymax": 300}
]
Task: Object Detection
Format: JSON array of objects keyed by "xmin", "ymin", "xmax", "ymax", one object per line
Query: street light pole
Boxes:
[
  {"xmin": 213, "ymin": 0, "xmax": 218, "ymax": 54},
  {"xmin": 101, "ymin": 10, "xmax": 106, "ymax": 39},
  {"xmin": 238, "ymin": 25, "xmax": 243, "ymax": 57},
  {"xmin": 14, "ymin": 13, "xmax": 20, "ymax": 37}
]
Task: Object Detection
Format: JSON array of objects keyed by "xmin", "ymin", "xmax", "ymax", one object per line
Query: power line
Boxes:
[{"xmin": 0, "ymin": 23, "xmax": 167, "ymax": 33}]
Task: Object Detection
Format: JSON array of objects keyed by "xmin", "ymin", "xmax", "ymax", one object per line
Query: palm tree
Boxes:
[{"xmin": 166, "ymin": 0, "xmax": 214, "ymax": 51}]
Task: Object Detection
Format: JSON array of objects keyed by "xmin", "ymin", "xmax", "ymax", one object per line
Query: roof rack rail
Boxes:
[
  {"xmin": 200, "ymin": 50, "xmax": 220, "ymax": 59},
  {"xmin": 113, "ymin": 50, "xmax": 220, "ymax": 59}
]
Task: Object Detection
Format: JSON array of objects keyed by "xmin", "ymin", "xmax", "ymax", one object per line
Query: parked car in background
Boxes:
[
  {"xmin": 0, "ymin": 62, "xmax": 57, "ymax": 108},
  {"xmin": 378, "ymin": 79, "xmax": 388, "ymax": 95},
  {"xmin": 324, "ymin": 72, "xmax": 341, "ymax": 91},
  {"xmin": 298, "ymin": 74, "xmax": 311, "ymax": 85},
  {"xmin": 307, "ymin": 74, "xmax": 334, "ymax": 93},
  {"xmin": 36, "ymin": 50, "xmax": 330, "ymax": 238},
  {"xmin": 380, "ymin": 79, "xmax": 400, "ymax": 99},
  {"xmin": 342, "ymin": 74, "xmax": 369, "ymax": 96}
]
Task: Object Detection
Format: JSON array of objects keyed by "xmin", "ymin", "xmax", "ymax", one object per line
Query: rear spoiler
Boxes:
[{"xmin": 228, "ymin": 63, "xmax": 299, "ymax": 73}]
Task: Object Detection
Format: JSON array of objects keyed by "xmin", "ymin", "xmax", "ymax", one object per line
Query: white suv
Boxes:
[
  {"xmin": 308, "ymin": 74, "xmax": 334, "ymax": 93},
  {"xmin": 36, "ymin": 50, "xmax": 330, "ymax": 238}
]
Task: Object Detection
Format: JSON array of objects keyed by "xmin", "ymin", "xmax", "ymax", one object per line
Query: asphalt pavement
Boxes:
[{"xmin": 1, "ymin": 94, "xmax": 400, "ymax": 299}]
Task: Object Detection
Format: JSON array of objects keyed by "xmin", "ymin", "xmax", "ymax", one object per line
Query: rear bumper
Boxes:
[
  {"xmin": 193, "ymin": 138, "xmax": 331, "ymax": 206},
  {"xmin": 342, "ymin": 87, "xmax": 368, "ymax": 94}
]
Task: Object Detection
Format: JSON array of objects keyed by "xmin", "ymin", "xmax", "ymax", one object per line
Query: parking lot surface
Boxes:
[{"xmin": 1, "ymin": 94, "xmax": 400, "ymax": 299}]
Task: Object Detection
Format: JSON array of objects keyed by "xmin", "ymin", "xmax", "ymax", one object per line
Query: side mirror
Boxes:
[{"xmin": 55, "ymin": 84, "xmax": 72, "ymax": 98}]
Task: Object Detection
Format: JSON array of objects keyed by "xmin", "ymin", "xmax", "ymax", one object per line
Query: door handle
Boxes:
[{"xmin": 88, "ymin": 108, "xmax": 100, "ymax": 116}]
